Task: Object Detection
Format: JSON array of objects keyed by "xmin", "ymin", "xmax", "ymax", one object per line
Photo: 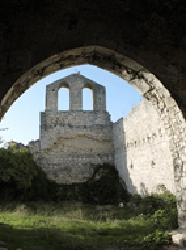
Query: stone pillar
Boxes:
[
  {"xmin": 46, "ymin": 86, "xmax": 58, "ymax": 110},
  {"xmin": 93, "ymin": 84, "xmax": 106, "ymax": 111},
  {"xmin": 70, "ymin": 83, "xmax": 82, "ymax": 110},
  {"xmin": 100, "ymin": 86, "xmax": 106, "ymax": 110}
]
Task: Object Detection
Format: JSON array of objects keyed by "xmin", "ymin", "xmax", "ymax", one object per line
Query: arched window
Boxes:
[
  {"xmin": 83, "ymin": 88, "xmax": 93, "ymax": 110},
  {"xmin": 58, "ymin": 87, "xmax": 69, "ymax": 110}
]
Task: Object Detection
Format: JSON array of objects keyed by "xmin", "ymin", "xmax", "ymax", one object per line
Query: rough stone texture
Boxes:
[
  {"xmin": 28, "ymin": 74, "xmax": 176, "ymax": 200},
  {"xmin": 113, "ymin": 98, "xmax": 176, "ymax": 198},
  {"xmin": 28, "ymin": 74, "xmax": 115, "ymax": 183},
  {"xmin": 1, "ymin": 0, "xmax": 186, "ymax": 244}
]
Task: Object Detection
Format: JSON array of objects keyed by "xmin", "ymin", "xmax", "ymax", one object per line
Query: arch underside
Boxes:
[
  {"xmin": 1, "ymin": 46, "xmax": 186, "ymax": 230},
  {"xmin": 19, "ymin": 46, "xmax": 186, "ymax": 230},
  {"xmin": 1, "ymin": 0, "xmax": 186, "ymax": 238},
  {"xmin": 20, "ymin": 46, "xmax": 181, "ymax": 189}
]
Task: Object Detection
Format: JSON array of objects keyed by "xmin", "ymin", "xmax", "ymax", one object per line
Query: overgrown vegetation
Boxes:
[
  {"xmin": 0, "ymin": 144, "xmax": 131, "ymax": 204},
  {"xmin": 0, "ymin": 145, "xmax": 178, "ymax": 250}
]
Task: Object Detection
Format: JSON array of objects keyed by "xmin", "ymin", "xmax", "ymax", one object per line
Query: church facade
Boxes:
[{"xmin": 28, "ymin": 73, "xmax": 115, "ymax": 183}]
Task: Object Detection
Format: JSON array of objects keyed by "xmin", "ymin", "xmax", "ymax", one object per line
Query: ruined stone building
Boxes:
[
  {"xmin": 28, "ymin": 73, "xmax": 176, "ymax": 198},
  {"xmin": 28, "ymin": 73, "xmax": 115, "ymax": 183},
  {"xmin": 2, "ymin": 0, "xmax": 186, "ymax": 241}
]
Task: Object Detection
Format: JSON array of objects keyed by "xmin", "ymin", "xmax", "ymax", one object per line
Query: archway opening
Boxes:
[
  {"xmin": 58, "ymin": 87, "xmax": 69, "ymax": 111},
  {"xmin": 82, "ymin": 87, "xmax": 93, "ymax": 110},
  {"xmin": 0, "ymin": 62, "xmax": 177, "ymax": 200},
  {"xmin": 0, "ymin": 45, "xmax": 185, "ymax": 232}
]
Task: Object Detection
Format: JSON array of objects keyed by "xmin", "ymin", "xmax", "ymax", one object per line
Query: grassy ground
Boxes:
[{"xmin": 0, "ymin": 199, "xmax": 176, "ymax": 250}]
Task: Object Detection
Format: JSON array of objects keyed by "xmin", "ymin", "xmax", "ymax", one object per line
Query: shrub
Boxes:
[
  {"xmin": 78, "ymin": 162, "xmax": 131, "ymax": 206},
  {"xmin": 142, "ymin": 229, "xmax": 172, "ymax": 250},
  {"xmin": 130, "ymin": 194, "xmax": 142, "ymax": 206},
  {"xmin": 0, "ymin": 147, "xmax": 61, "ymax": 202}
]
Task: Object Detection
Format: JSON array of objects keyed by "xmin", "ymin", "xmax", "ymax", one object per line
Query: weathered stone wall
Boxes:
[
  {"xmin": 38, "ymin": 110, "xmax": 114, "ymax": 183},
  {"xmin": 28, "ymin": 140, "xmax": 40, "ymax": 161},
  {"xmin": 28, "ymin": 74, "xmax": 115, "ymax": 183},
  {"xmin": 113, "ymin": 98, "xmax": 176, "ymax": 197},
  {"xmin": 29, "ymin": 74, "xmax": 176, "ymax": 191}
]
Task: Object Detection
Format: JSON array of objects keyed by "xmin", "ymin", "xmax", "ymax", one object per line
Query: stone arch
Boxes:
[
  {"xmin": 46, "ymin": 81, "xmax": 70, "ymax": 111},
  {"xmin": 58, "ymin": 84, "xmax": 70, "ymax": 111},
  {"xmin": 82, "ymin": 82, "xmax": 93, "ymax": 110},
  {"xmin": 59, "ymin": 82, "xmax": 69, "ymax": 89},
  {"xmin": 83, "ymin": 83, "xmax": 93, "ymax": 90},
  {"xmin": 58, "ymin": 82, "xmax": 70, "ymax": 111},
  {"xmin": 0, "ymin": 45, "xmax": 186, "ymax": 234},
  {"xmin": 82, "ymin": 87, "xmax": 93, "ymax": 110}
]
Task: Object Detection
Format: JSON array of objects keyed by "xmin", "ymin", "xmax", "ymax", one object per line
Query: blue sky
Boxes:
[{"xmin": 0, "ymin": 65, "xmax": 143, "ymax": 148}]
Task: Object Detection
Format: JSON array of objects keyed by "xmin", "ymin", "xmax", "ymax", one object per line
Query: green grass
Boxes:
[{"xmin": 0, "ymin": 198, "xmax": 177, "ymax": 250}]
